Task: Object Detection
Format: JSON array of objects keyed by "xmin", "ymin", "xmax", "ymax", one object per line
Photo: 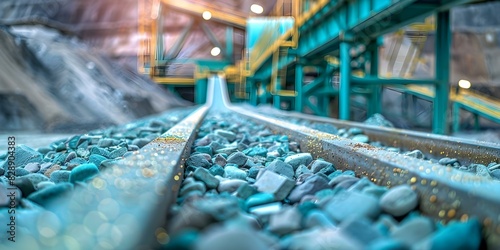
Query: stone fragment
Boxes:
[
  {"xmin": 36, "ymin": 181, "xmax": 55, "ymax": 190},
  {"xmin": 266, "ymin": 160, "xmax": 294, "ymax": 179},
  {"xmin": 15, "ymin": 168, "xmax": 30, "ymax": 176},
  {"xmin": 391, "ymin": 216, "xmax": 434, "ymax": 245},
  {"xmin": 288, "ymin": 175, "xmax": 329, "ymax": 203},
  {"xmin": 246, "ymin": 192, "xmax": 275, "ymax": 208},
  {"xmin": 475, "ymin": 164, "xmax": 491, "ymax": 178},
  {"xmin": 43, "ymin": 164, "xmax": 61, "ymax": 178},
  {"xmin": 179, "ymin": 181, "xmax": 206, "ymax": 197},
  {"xmin": 425, "ymin": 219, "xmax": 481, "ymax": 250},
  {"xmin": 253, "ymin": 170, "xmax": 295, "ymax": 201},
  {"xmin": 213, "ymin": 154, "xmax": 226, "ymax": 167},
  {"xmin": 193, "ymin": 167, "xmax": 220, "ymax": 189},
  {"xmin": 351, "ymin": 134, "xmax": 369, "ymax": 143},
  {"xmin": 69, "ymin": 163, "xmax": 99, "ymax": 183},
  {"xmin": 50, "ymin": 170, "xmax": 71, "ymax": 183},
  {"xmin": 226, "ymin": 152, "xmax": 248, "ymax": 167},
  {"xmin": 438, "ymin": 157, "xmax": 458, "ymax": 166},
  {"xmin": 2, "ymin": 145, "xmax": 42, "ymax": 171},
  {"xmin": 304, "ymin": 209, "xmax": 336, "ymax": 228},
  {"xmin": 284, "ymin": 153, "xmax": 313, "ymax": 170},
  {"xmin": 24, "ymin": 163, "xmax": 40, "ymax": 173},
  {"xmin": 224, "ymin": 166, "xmax": 247, "ymax": 180},
  {"xmin": 235, "ymin": 183, "xmax": 258, "ymax": 199},
  {"xmin": 194, "ymin": 196, "xmax": 239, "ymax": 221},
  {"xmin": 131, "ymin": 138, "xmax": 151, "ymax": 148},
  {"xmin": 323, "ymin": 191, "xmax": 380, "ymax": 222},
  {"xmin": 214, "ymin": 129, "xmax": 237, "ymax": 142},
  {"xmin": 187, "ymin": 154, "xmax": 211, "ymax": 169},
  {"xmin": 88, "ymin": 154, "xmax": 107, "ymax": 167},
  {"xmin": 243, "ymin": 146, "xmax": 268, "ymax": 157},
  {"xmin": 17, "ymin": 173, "xmax": 49, "ymax": 189},
  {"xmin": 249, "ymin": 202, "xmax": 282, "ymax": 216},
  {"xmin": 27, "ymin": 182, "xmax": 73, "ymax": 207},
  {"xmin": 405, "ymin": 149, "xmax": 424, "ymax": 159},
  {"xmin": 268, "ymin": 207, "xmax": 302, "ymax": 235},
  {"xmin": 14, "ymin": 177, "xmax": 36, "ymax": 197},
  {"xmin": 367, "ymin": 239, "xmax": 410, "ymax": 250},
  {"xmin": 209, "ymin": 164, "xmax": 225, "ymax": 177},
  {"xmin": 339, "ymin": 217, "xmax": 383, "ymax": 246},
  {"xmin": 109, "ymin": 147, "xmax": 127, "ymax": 158},
  {"xmin": 195, "ymin": 146, "xmax": 212, "ymax": 155},
  {"xmin": 295, "ymin": 165, "xmax": 312, "ymax": 178},
  {"xmin": 380, "ymin": 185, "xmax": 418, "ymax": 217},
  {"xmin": 217, "ymin": 179, "xmax": 247, "ymax": 193}
]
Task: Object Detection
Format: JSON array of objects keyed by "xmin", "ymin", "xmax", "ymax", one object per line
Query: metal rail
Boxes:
[
  {"xmin": 248, "ymin": 106, "xmax": 500, "ymax": 166},
  {"xmin": 209, "ymin": 76, "xmax": 500, "ymax": 248},
  {"xmin": 3, "ymin": 106, "xmax": 208, "ymax": 249}
]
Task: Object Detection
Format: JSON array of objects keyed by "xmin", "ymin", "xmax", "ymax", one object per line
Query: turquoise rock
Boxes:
[
  {"xmin": 428, "ymin": 219, "xmax": 481, "ymax": 250},
  {"xmin": 2, "ymin": 145, "xmax": 42, "ymax": 171},
  {"xmin": 226, "ymin": 152, "xmax": 248, "ymax": 167},
  {"xmin": 348, "ymin": 127, "xmax": 363, "ymax": 135},
  {"xmin": 288, "ymin": 175, "xmax": 329, "ymax": 203},
  {"xmin": 352, "ymin": 134, "xmax": 369, "ymax": 143},
  {"xmin": 311, "ymin": 160, "xmax": 334, "ymax": 174},
  {"xmin": 67, "ymin": 135, "xmax": 81, "ymax": 149},
  {"xmin": 224, "ymin": 166, "xmax": 247, "ymax": 180},
  {"xmin": 90, "ymin": 147, "xmax": 110, "ymax": 158},
  {"xmin": 50, "ymin": 170, "xmax": 71, "ymax": 183},
  {"xmin": 266, "ymin": 160, "xmax": 294, "ymax": 179},
  {"xmin": 248, "ymin": 166, "xmax": 261, "ymax": 179},
  {"xmin": 17, "ymin": 173, "xmax": 49, "ymax": 188},
  {"xmin": 193, "ymin": 167, "xmax": 220, "ymax": 189},
  {"xmin": 209, "ymin": 165, "xmax": 225, "ymax": 176},
  {"xmin": 284, "ymin": 153, "xmax": 313, "ymax": 170},
  {"xmin": 131, "ymin": 138, "xmax": 150, "ymax": 148},
  {"xmin": 195, "ymin": 146, "xmax": 212, "ymax": 156},
  {"xmin": 14, "ymin": 177, "xmax": 36, "ymax": 197},
  {"xmin": 323, "ymin": 191, "xmax": 381, "ymax": 222},
  {"xmin": 246, "ymin": 192, "xmax": 275, "ymax": 208},
  {"xmin": 367, "ymin": 239, "xmax": 410, "ymax": 250},
  {"xmin": 69, "ymin": 163, "xmax": 99, "ymax": 183},
  {"xmin": 187, "ymin": 154, "xmax": 211, "ymax": 168},
  {"xmin": 380, "ymin": 185, "xmax": 418, "ymax": 217},
  {"xmin": 108, "ymin": 147, "xmax": 127, "ymax": 158},
  {"xmin": 235, "ymin": 183, "xmax": 258, "ymax": 199},
  {"xmin": 214, "ymin": 129, "xmax": 236, "ymax": 142},
  {"xmin": 15, "ymin": 168, "xmax": 30, "ymax": 176},
  {"xmin": 179, "ymin": 181, "xmax": 206, "ymax": 197},
  {"xmin": 242, "ymin": 146, "xmax": 268, "ymax": 157},
  {"xmin": 304, "ymin": 209, "xmax": 336, "ymax": 229},
  {"xmin": 27, "ymin": 182, "xmax": 73, "ymax": 207}
]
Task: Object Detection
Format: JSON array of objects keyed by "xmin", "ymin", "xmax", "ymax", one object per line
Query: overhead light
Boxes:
[
  {"xmin": 250, "ymin": 4, "xmax": 264, "ymax": 14},
  {"xmin": 458, "ymin": 79, "xmax": 471, "ymax": 89},
  {"xmin": 211, "ymin": 47, "xmax": 221, "ymax": 56},
  {"xmin": 202, "ymin": 11, "xmax": 212, "ymax": 20}
]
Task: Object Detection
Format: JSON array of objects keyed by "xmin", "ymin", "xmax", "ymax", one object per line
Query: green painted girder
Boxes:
[
  {"xmin": 253, "ymin": 50, "xmax": 296, "ymax": 81},
  {"xmin": 165, "ymin": 19, "xmax": 194, "ymax": 60},
  {"xmin": 351, "ymin": 77, "xmax": 439, "ymax": 85},
  {"xmin": 303, "ymin": 66, "xmax": 337, "ymax": 95},
  {"xmin": 297, "ymin": 0, "xmax": 486, "ymax": 60}
]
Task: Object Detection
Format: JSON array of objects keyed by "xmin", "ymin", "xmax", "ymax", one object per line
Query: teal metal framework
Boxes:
[{"xmin": 242, "ymin": 0, "xmax": 491, "ymax": 134}]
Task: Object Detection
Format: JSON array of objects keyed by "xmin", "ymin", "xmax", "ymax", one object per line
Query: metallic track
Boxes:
[
  {"xmin": 248, "ymin": 106, "xmax": 500, "ymax": 166},
  {"xmin": 9, "ymin": 76, "xmax": 500, "ymax": 249},
  {"xmin": 216, "ymin": 77, "xmax": 500, "ymax": 248}
]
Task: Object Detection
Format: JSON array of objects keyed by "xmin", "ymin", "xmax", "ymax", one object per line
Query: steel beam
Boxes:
[
  {"xmin": 351, "ymin": 77, "xmax": 439, "ymax": 85},
  {"xmin": 339, "ymin": 40, "xmax": 352, "ymax": 120},
  {"xmin": 165, "ymin": 19, "xmax": 194, "ymax": 60},
  {"xmin": 295, "ymin": 63, "xmax": 304, "ymax": 112},
  {"xmin": 226, "ymin": 26, "xmax": 234, "ymax": 62},
  {"xmin": 433, "ymin": 11, "xmax": 451, "ymax": 135}
]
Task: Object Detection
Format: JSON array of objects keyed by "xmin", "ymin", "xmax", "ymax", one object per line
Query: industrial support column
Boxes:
[
  {"xmin": 295, "ymin": 63, "xmax": 304, "ymax": 112},
  {"xmin": 248, "ymin": 79, "xmax": 258, "ymax": 106},
  {"xmin": 195, "ymin": 78, "xmax": 207, "ymax": 104},
  {"xmin": 433, "ymin": 11, "xmax": 451, "ymax": 134},
  {"xmin": 339, "ymin": 36, "xmax": 352, "ymax": 120},
  {"xmin": 368, "ymin": 38, "xmax": 382, "ymax": 116}
]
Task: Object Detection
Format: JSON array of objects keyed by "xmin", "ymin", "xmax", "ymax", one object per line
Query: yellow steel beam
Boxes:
[
  {"xmin": 153, "ymin": 77, "xmax": 195, "ymax": 85},
  {"xmin": 161, "ymin": 0, "xmax": 247, "ymax": 29}
]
